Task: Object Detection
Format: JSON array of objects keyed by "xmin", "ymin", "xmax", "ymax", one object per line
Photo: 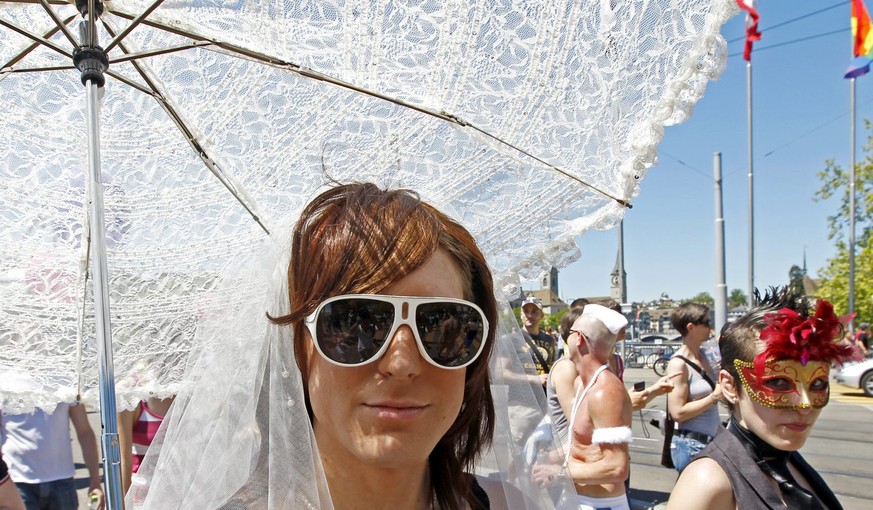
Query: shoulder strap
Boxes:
[
  {"xmin": 522, "ymin": 332, "xmax": 551, "ymax": 374},
  {"xmin": 674, "ymin": 354, "xmax": 716, "ymax": 390},
  {"xmin": 563, "ymin": 364, "xmax": 609, "ymax": 469}
]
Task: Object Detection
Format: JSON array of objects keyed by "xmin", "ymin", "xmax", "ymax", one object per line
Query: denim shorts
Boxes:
[
  {"xmin": 670, "ymin": 434, "xmax": 708, "ymax": 473},
  {"xmin": 16, "ymin": 478, "xmax": 79, "ymax": 510}
]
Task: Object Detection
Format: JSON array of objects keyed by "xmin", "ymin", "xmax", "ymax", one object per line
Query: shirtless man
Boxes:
[{"xmin": 557, "ymin": 304, "xmax": 633, "ymax": 510}]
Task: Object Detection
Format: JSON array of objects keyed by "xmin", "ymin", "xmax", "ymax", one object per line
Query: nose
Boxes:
[
  {"xmin": 377, "ymin": 324, "xmax": 424, "ymax": 378},
  {"xmin": 795, "ymin": 386, "xmax": 814, "ymax": 413}
]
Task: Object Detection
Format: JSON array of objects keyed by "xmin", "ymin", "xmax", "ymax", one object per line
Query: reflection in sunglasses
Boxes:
[{"xmin": 307, "ymin": 295, "xmax": 488, "ymax": 369}]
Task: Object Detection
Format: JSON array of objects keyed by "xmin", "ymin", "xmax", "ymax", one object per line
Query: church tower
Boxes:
[{"xmin": 541, "ymin": 266, "xmax": 559, "ymax": 296}]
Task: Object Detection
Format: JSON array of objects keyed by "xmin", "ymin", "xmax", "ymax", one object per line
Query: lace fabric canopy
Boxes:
[{"xmin": 0, "ymin": 0, "xmax": 736, "ymax": 413}]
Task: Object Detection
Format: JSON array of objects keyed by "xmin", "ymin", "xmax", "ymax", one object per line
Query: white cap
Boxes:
[
  {"xmin": 521, "ymin": 296, "xmax": 543, "ymax": 311},
  {"xmin": 581, "ymin": 303, "xmax": 628, "ymax": 335}
]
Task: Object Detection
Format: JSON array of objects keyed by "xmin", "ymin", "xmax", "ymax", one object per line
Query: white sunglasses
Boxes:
[{"xmin": 304, "ymin": 294, "xmax": 489, "ymax": 369}]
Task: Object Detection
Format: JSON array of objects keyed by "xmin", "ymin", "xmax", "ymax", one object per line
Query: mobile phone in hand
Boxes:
[{"xmin": 633, "ymin": 381, "xmax": 645, "ymax": 392}]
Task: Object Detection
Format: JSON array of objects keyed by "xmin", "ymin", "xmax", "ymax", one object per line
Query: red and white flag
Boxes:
[{"xmin": 736, "ymin": 0, "xmax": 761, "ymax": 61}]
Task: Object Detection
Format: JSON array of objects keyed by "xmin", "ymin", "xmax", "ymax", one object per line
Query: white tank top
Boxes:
[{"xmin": 1, "ymin": 403, "xmax": 76, "ymax": 483}]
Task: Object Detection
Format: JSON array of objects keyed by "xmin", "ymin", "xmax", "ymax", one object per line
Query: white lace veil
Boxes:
[{"xmin": 129, "ymin": 216, "xmax": 576, "ymax": 509}]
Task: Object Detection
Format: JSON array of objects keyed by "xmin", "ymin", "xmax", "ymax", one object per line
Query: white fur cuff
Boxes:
[{"xmin": 591, "ymin": 426, "xmax": 634, "ymax": 444}]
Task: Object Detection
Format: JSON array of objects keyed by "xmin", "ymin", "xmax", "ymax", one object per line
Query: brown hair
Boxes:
[
  {"xmin": 671, "ymin": 302, "xmax": 710, "ymax": 336},
  {"xmin": 269, "ymin": 183, "xmax": 496, "ymax": 510},
  {"xmin": 559, "ymin": 307, "xmax": 586, "ymax": 340}
]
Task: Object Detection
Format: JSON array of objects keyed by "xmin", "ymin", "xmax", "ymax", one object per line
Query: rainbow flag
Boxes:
[{"xmin": 846, "ymin": 0, "xmax": 873, "ymax": 78}]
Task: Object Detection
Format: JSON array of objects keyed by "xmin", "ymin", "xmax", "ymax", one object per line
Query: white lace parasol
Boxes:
[{"xmin": 0, "ymin": 0, "xmax": 735, "ymax": 411}]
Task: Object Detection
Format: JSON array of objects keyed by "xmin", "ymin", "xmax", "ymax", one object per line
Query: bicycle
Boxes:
[{"xmin": 649, "ymin": 347, "xmax": 675, "ymax": 376}]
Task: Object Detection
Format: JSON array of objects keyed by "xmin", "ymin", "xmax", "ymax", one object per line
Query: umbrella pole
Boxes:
[{"xmin": 74, "ymin": 1, "xmax": 123, "ymax": 507}]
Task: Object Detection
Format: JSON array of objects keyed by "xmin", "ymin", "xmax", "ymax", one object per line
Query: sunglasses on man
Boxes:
[{"xmin": 305, "ymin": 294, "xmax": 489, "ymax": 369}]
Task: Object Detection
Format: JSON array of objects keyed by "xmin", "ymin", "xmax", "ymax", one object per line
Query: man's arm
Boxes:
[
  {"xmin": 0, "ymin": 450, "xmax": 25, "ymax": 510},
  {"xmin": 565, "ymin": 380, "xmax": 632, "ymax": 485},
  {"xmin": 69, "ymin": 404, "xmax": 105, "ymax": 510},
  {"xmin": 0, "ymin": 478, "xmax": 25, "ymax": 510}
]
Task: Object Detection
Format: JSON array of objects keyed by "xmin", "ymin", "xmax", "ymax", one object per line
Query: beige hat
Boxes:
[{"xmin": 581, "ymin": 303, "xmax": 628, "ymax": 335}]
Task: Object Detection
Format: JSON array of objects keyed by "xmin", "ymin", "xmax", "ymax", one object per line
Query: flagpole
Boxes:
[
  {"xmin": 714, "ymin": 152, "xmax": 728, "ymax": 334},
  {"xmin": 747, "ymin": 60, "xmax": 755, "ymax": 305},
  {"xmin": 850, "ymin": 77, "xmax": 856, "ymax": 326}
]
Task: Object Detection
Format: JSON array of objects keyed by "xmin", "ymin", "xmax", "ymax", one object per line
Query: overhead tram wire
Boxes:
[
  {"xmin": 726, "ymin": 1, "xmax": 849, "ymax": 44},
  {"xmin": 728, "ymin": 27, "xmax": 850, "ymax": 59},
  {"xmin": 658, "ymin": 150, "xmax": 713, "ymax": 181},
  {"xmin": 720, "ymin": 95, "xmax": 873, "ymax": 178}
]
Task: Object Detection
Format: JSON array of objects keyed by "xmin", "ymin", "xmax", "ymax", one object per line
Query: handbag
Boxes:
[{"xmin": 660, "ymin": 402, "xmax": 675, "ymax": 468}]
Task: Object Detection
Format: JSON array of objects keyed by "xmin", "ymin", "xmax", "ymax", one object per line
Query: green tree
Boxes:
[
  {"xmin": 543, "ymin": 308, "xmax": 569, "ymax": 331},
  {"xmin": 815, "ymin": 124, "xmax": 873, "ymax": 321},
  {"xmin": 687, "ymin": 292, "xmax": 714, "ymax": 307},
  {"xmin": 816, "ymin": 239, "xmax": 873, "ymax": 321},
  {"xmin": 815, "ymin": 124, "xmax": 873, "ymax": 244},
  {"xmin": 728, "ymin": 288, "xmax": 748, "ymax": 308}
]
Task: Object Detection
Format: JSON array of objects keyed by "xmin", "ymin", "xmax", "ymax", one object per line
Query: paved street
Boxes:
[{"xmin": 72, "ymin": 367, "xmax": 873, "ymax": 509}]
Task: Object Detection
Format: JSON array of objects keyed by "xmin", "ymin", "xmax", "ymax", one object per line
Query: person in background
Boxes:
[
  {"xmin": 544, "ymin": 304, "xmax": 633, "ymax": 510},
  {"xmin": 117, "ymin": 396, "xmax": 175, "ymax": 497},
  {"xmin": 520, "ymin": 297, "xmax": 556, "ymax": 388},
  {"xmin": 668, "ymin": 289, "xmax": 850, "ymax": 510},
  {"xmin": 856, "ymin": 322, "xmax": 870, "ymax": 354},
  {"xmin": 0, "ymin": 402, "xmax": 104, "ymax": 510},
  {"xmin": 665, "ymin": 302, "xmax": 722, "ymax": 472}
]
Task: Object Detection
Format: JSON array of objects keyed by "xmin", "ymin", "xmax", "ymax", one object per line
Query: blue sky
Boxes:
[{"xmin": 548, "ymin": 1, "xmax": 870, "ymax": 305}]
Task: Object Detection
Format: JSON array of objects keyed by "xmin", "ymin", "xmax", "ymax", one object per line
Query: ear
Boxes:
[
  {"xmin": 577, "ymin": 334, "xmax": 590, "ymax": 356},
  {"xmin": 719, "ymin": 369, "xmax": 738, "ymax": 404}
]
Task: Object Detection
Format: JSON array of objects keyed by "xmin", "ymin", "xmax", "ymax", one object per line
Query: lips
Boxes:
[
  {"xmin": 781, "ymin": 422, "xmax": 811, "ymax": 432},
  {"xmin": 363, "ymin": 401, "xmax": 428, "ymax": 420}
]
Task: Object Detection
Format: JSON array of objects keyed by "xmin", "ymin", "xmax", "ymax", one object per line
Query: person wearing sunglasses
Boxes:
[
  {"xmin": 127, "ymin": 183, "xmax": 571, "ymax": 510},
  {"xmin": 665, "ymin": 302, "xmax": 723, "ymax": 472},
  {"xmin": 667, "ymin": 289, "xmax": 849, "ymax": 510}
]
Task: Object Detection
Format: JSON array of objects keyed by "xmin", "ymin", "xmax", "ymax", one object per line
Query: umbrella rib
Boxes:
[
  {"xmin": 2, "ymin": 64, "xmax": 74, "ymax": 73},
  {"xmin": 100, "ymin": 19, "xmax": 271, "ymax": 236},
  {"xmin": 0, "ymin": 16, "xmax": 73, "ymax": 59},
  {"xmin": 465, "ymin": 125, "xmax": 633, "ymax": 208},
  {"xmin": 0, "ymin": 12, "xmax": 75, "ymax": 75},
  {"xmin": 103, "ymin": 0, "xmax": 166, "ymax": 54},
  {"xmin": 37, "ymin": 0, "xmax": 78, "ymax": 48},
  {"xmin": 105, "ymin": 11, "xmax": 631, "ymax": 208},
  {"xmin": 109, "ymin": 41, "xmax": 212, "ymax": 64},
  {"xmin": 105, "ymin": 69, "xmax": 152, "ymax": 95}
]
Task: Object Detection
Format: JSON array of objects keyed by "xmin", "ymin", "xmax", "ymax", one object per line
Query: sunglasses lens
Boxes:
[
  {"xmin": 315, "ymin": 299, "xmax": 395, "ymax": 365},
  {"xmin": 415, "ymin": 302, "xmax": 485, "ymax": 368}
]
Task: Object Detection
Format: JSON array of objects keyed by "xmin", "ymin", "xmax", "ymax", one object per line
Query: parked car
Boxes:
[
  {"xmin": 639, "ymin": 334, "xmax": 681, "ymax": 343},
  {"xmin": 835, "ymin": 358, "xmax": 873, "ymax": 397}
]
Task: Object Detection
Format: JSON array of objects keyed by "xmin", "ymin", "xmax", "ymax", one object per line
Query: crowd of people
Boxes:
[{"xmin": 0, "ymin": 183, "xmax": 860, "ymax": 510}]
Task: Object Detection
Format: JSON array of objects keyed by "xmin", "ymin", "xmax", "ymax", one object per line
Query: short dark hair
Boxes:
[
  {"xmin": 671, "ymin": 302, "xmax": 710, "ymax": 336},
  {"xmin": 593, "ymin": 298, "xmax": 622, "ymax": 314},
  {"xmin": 559, "ymin": 307, "xmax": 586, "ymax": 340},
  {"xmin": 570, "ymin": 298, "xmax": 589, "ymax": 309}
]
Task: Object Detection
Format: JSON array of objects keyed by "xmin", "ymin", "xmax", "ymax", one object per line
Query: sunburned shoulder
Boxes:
[
  {"xmin": 588, "ymin": 370, "xmax": 629, "ymax": 401},
  {"xmin": 667, "ymin": 457, "xmax": 734, "ymax": 510}
]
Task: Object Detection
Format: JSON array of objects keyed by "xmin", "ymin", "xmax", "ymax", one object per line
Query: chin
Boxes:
[{"xmin": 354, "ymin": 434, "xmax": 433, "ymax": 468}]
